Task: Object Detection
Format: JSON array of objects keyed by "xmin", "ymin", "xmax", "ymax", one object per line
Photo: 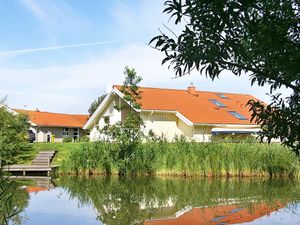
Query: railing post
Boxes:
[{"xmin": 48, "ymin": 156, "xmax": 50, "ymax": 167}]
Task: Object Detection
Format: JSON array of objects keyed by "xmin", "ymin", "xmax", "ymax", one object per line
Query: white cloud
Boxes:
[
  {"xmin": 19, "ymin": 0, "xmax": 92, "ymax": 34},
  {"xmin": 0, "ymin": 42, "xmax": 287, "ymax": 114},
  {"xmin": 0, "ymin": 39, "xmax": 139, "ymax": 56},
  {"xmin": 20, "ymin": 0, "xmax": 47, "ymax": 21},
  {"xmin": 109, "ymin": 0, "xmax": 177, "ymax": 40}
]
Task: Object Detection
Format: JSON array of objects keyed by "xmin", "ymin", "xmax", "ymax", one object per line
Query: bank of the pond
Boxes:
[
  {"xmin": 18, "ymin": 142, "xmax": 81, "ymax": 165},
  {"xmin": 60, "ymin": 141, "xmax": 300, "ymax": 177}
]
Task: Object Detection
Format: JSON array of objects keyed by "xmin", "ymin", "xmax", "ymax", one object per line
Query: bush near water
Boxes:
[{"xmin": 60, "ymin": 140, "xmax": 300, "ymax": 177}]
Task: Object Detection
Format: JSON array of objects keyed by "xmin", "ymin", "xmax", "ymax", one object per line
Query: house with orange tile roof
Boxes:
[
  {"xmin": 14, "ymin": 109, "xmax": 89, "ymax": 142},
  {"xmin": 84, "ymin": 85, "xmax": 261, "ymax": 142},
  {"xmin": 144, "ymin": 202, "xmax": 284, "ymax": 225}
]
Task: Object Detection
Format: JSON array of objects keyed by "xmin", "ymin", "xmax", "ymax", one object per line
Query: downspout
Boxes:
[
  {"xmin": 202, "ymin": 124, "xmax": 205, "ymax": 142},
  {"xmin": 149, "ymin": 110, "xmax": 154, "ymax": 121},
  {"xmin": 192, "ymin": 124, "xmax": 195, "ymax": 141}
]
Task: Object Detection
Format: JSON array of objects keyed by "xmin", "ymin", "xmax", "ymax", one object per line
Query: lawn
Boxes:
[{"xmin": 19, "ymin": 142, "xmax": 82, "ymax": 165}]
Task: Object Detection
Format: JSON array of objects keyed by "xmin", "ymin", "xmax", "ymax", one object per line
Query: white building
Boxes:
[{"xmin": 84, "ymin": 85, "xmax": 261, "ymax": 142}]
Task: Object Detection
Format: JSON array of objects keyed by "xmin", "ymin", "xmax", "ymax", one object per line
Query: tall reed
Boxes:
[{"xmin": 60, "ymin": 140, "xmax": 300, "ymax": 177}]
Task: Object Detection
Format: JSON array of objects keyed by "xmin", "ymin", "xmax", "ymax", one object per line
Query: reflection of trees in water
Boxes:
[
  {"xmin": 0, "ymin": 176, "xmax": 29, "ymax": 225},
  {"xmin": 58, "ymin": 176, "xmax": 300, "ymax": 225}
]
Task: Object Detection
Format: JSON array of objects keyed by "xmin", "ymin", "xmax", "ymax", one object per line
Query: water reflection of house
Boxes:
[
  {"xmin": 144, "ymin": 202, "xmax": 284, "ymax": 225},
  {"xmin": 25, "ymin": 186, "xmax": 48, "ymax": 193},
  {"xmin": 84, "ymin": 85, "xmax": 261, "ymax": 142},
  {"xmin": 20, "ymin": 177, "xmax": 56, "ymax": 193}
]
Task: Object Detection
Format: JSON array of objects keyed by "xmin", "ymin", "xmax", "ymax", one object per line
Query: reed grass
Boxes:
[{"xmin": 60, "ymin": 140, "xmax": 300, "ymax": 177}]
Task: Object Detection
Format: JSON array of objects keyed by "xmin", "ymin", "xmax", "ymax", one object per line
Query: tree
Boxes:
[
  {"xmin": 0, "ymin": 102, "xmax": 30, "ymax": 224},
  {"xmin": 150, "ymin": 0, "xmax": 300, "ymax": 154},
  {"xmin": 102, "ymin": 66, "xmax": 143, "ymax": 175},
  {"xmin": 0, "ymin": 106, "xmax": 30, "ymax": 166},
  {"xmin": 88, "ymin": 94, "xmax": 107, "ymax": 116}
]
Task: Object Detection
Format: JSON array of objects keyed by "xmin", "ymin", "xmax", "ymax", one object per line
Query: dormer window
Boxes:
[
  {"xmin": 216, "ymin": 93, "xmax": 229, "ymax": 99},
  {"xmin": 209, "ymin": 99, "xmax": 227, "ymax": 108},
  {"xmin": 228, "ymin": 111, "xmax": 248, "ymax": 120}
]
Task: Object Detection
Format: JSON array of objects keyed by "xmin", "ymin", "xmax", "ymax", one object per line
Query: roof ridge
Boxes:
[
  {"xmin": 113, "ymin": 84, "xmax": 252, "ymax": 96},
  {"xmin": 15, "ymin": 109, "xmax": 88, "ymax": 116},
  {"xmin": 70, "ymin": 114, "xmax": 89, "ymax": 124}
]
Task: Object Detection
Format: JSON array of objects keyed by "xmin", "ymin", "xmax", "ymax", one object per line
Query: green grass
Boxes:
[{"xmin": 18, "ymin": 142, "xmax": 81, "ymax": 165}]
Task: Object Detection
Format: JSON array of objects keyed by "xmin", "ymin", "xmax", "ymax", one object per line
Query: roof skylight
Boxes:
[
  {"xmin": 228, "ymin": 111, "xmax": 248, "ymax": 120},
  {"xmin": 217, "ymin": 93, "xmax": 229, "ymax": 99},
  {"xmin": 209, "ymin": 99, "xmax": 227, "ymax": 108}
]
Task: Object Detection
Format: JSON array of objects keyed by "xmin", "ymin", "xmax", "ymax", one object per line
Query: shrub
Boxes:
[
  {"xmin": 0, "ymin": 107, "xmax": 31, "ymax": 165},
  {"xmin": 62, "ymin": 137, "xmax": 73, "ymax": 143},
  {"xmin": 78, "ymin": 136, "xmax": 89, "ymax": 142}
]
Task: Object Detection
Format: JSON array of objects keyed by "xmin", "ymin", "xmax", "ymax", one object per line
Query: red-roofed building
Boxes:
[
  {"xmin": 15, "ymin": 109, "xmax": 89, "ymax": 142},
  {"xmin": 144, "ymin": 202, "xmax": 284, "ymax": 225},
  {"xmin": 84, "ymin": 85, "xmax": 261, "ymax": 142}
]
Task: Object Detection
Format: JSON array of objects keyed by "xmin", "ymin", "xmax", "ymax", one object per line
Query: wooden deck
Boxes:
[{"xmin": 3, "ymin": 150, "xmax": 58, "ymax": 176}]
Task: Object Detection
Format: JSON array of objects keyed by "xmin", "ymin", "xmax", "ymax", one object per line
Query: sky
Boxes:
[{"xmin": 0, "ymin": 0, "xmax": 286, "ymax": 114}]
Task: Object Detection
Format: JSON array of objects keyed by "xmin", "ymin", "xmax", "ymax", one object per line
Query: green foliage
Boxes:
[
  {"xmin": 248, "ymin": 94, "xmax": 300, "ymax": 155},
  {"xmin": 0, "ymin": 104, "xmax": 31, "ymax": 223},
  {"xmin": 78, "ymin": 135, "xmax": 89, "ymax": 142},
  {"xmin": 60, "ymin": 141, "xmax": 300, "ymax": 177},
  {"xmin": 117, "ymin": 66, "xmax": 143, "ymax": 110},
  {"xmin": 0, "ymin": 107, "xmax": 30, "ymax": 165},
  {"xmin": 0, "ymin": 175, "xmax": 29, "ymax": 225},
  {"xmin": 88, "ymin": 93, "xmax": 107, "ymax": 116},
  {"xmin": 62, "ymin": 137, "xmax": 73, "ymax": 143},
  {"xmin": 150, "ymin": 0, "xmax": 300, "ymax": 154},
  {"xmin": 99, "ymin": 67, "xmax": 144, "ymax": 175}
]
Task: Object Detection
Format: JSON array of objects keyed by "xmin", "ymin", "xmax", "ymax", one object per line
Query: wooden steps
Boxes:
[
  {"xmin": 3, "ymin": 150, "xmax": 58, "ymax": 176},
  {"xmin": 31, "ymin": 151, "xmax": 56, "ymax": 166}
]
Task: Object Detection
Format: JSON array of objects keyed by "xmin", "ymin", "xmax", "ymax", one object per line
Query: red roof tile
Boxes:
[
  {"xmin": 14, "ymin": 109, "xmax": 89, "ymax": 128},
  {"xmin": 114, "ymin": 85, "xmax": 260, "ymax": 125}
]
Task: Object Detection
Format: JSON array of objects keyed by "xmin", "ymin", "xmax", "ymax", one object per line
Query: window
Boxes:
[
  {"xmin": 63, "ymin": 128, "xmax": 69, "ymax": 136},
  {"xmin": 209, "ymin": 99, "xmax": 227, "ymax": 108},
  {"xmin": 216, "ymin": 93, "xmax": 229, "ymax": 99},
  {"xmin": 73, "ymin": 128, "xmax": 79, "ymax": 140},
  {"xmin": 104, "ymin": 116, "xmax": 110, "ymax": 125},
  {"xmin": 228, "ymin": 111, "xmax": 248, "ymax": 120}
]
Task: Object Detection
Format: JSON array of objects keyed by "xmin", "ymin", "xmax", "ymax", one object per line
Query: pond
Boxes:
[{"xmin": 7, "ymin": 176, "xmax": 300, "ymax": 225}]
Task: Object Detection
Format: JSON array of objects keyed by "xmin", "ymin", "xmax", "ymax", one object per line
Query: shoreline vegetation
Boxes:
[{"xmin": 59, "ymin": 140, "xmax": 300, "ymax": 178}]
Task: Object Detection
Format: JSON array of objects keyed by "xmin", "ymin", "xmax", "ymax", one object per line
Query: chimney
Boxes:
[{"xmin": 187, "ymin": 82, "xmax": 196, "ymax": 95}]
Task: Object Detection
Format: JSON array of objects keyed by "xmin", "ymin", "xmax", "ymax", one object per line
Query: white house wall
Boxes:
[
  {"xmin": 33, "ymin": 127, "xmax": 85, "ymax": 142},
  {"xmin": 177, "ymin": 119, "xmax": 193, "ymax": 138},
  {"xmin": 141, "ymin": 112, "xmax": 189, "ymax": 141},
  {"xmin": 90, "ymin": 126, "xmax": 101, "ymax": 142},
  {"xmin": 89, "ymin": 96, "xmax": 122, "ymax": 141},
  {"xmin": 193, "ymin": 125, "xmax": 213, "ymax": 142}
]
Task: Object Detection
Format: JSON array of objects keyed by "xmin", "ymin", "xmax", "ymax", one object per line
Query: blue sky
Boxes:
[{"xmin": 0, "ymin": 0, "xmax": 281, "ymax": 114}]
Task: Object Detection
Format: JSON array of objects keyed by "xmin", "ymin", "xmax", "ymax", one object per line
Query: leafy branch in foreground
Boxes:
[{"xmin": 150, "ymin": 0, "xmax": 300, "ymax": 154}]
